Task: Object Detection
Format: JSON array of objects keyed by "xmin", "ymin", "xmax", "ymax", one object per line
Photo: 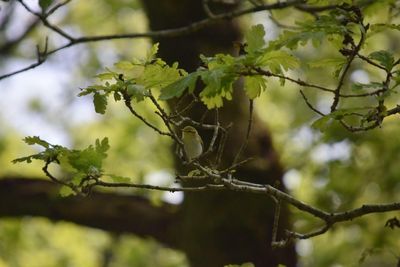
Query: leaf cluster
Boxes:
[
  {"xmin": 80, "ymin": 25, "xmax": 299, "ymax": 111},
  {"xmin": 12, "ymin": 136, "xmax": 110, "ymax": 196}
]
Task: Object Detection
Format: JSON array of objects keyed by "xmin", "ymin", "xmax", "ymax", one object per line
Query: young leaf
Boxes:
[
  {"xmin": 23, "ymin": 136, "xmax": 50, "ymax": 148},
  {"xmin": 140, "ymin": 64, "xmax": 182, "ymax": 90},
  {"xmin": 114, "ymin": 61, "xmax": 134, "ymax": 70},
  {"xmin": 351, "ymin": 82, "xmax": 382, "ymax": 91},
  {"xmin": 127, "ymin": 84, "xmax": 147, "ymax": 102},
  {"xmin": 159, "ymin": 71, "xmax": 200, "ymax": 100},
  {"xmin": 244, "ymin": 76, "xmax": 267, "ymax": 99},
  {"xmin": 12, "ymin": 155, "xmax": 35, "ymax": 164},
  {"xmin": 95, "ymin": 137, "xmax": 110, "ymax": 157},
  {"xmin": 146, "ymin": 43, "xmax": 159, "ymax": 61},
  {"xmin": 59, "ymin": 186, "xmax": 75, "ymax": 197},
  {"xmin": 96, "ymin": 72, "xmax": 115, "ymax": 81},
  {"xmin": 258, "ymin": 50, "xmax": 299, "ymax": 72},
  {"xmin": 93, "ymin": 93, "xmax": 108, "ymax": 114},
  {"xmin": 308, "ymin": 58, "xmax": 346, "ymax": 68},
  {"xmin": 199, "ymin": 68, "xmax": 236, "ymax": 108},
  {"xmin": 244, "ymin": 24, "xmax": 266, "ymax": 53},
  {"xmin": 368, "ymin": 50, "xmax": 395, "ymax": 71},
  {"xmin": 311, "ymin": 116, "xmax": 333, "ymax": 132},
  {"xmin": 39, "ymin": 0, "xmax": 53, "ymax": 10}
]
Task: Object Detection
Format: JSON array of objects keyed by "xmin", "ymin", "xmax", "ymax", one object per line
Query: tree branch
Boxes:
[
  {"xmin": 0, "ymin": 177, "xmax": 181, "ymax": 249},
  {"xmin": 1, "ymin": 0, "xmax": 318, "ymax": 81}
]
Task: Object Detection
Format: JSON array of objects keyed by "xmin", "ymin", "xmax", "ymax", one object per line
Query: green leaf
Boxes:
[
  {"xmin": 96, "ymin": 72, "xmax": 115, "ymax": 81},
  {"xmin": 139, "ymin": 64, "xmax": 182, "ymax": 90},
  {"xmin": 308, "ymin": 57, "xmax": 346, "ymax": 78},
  {"xmin": 93, "ymin": 93, "xmax": 107, "ymax": 114},
  {"xmin": 308, "ymin": 58, "xmax": 347, "ymax": 68},
  {"xmin": 12, "ymin": 155, "xmax": 34, "ymax": 164},
  {"xmin": 244, "ymin": 24, "xmax": 266, "ymax": 53},
  {"xmin": 23, "ymin": 136, "xmax": 50, "ymax": 148},
  {"xmin": 114, "ymin": 61, "xmax": 134, "ymax": 70},
  {"xmin": 351, "ymin": 82, "xmax": 382, "ymax": 91},
  {"xmin": 130, "ymin": 65, "xmax": 145, "ymax": 78},
  {"xmin": 95, "ymin": 137, "xmax": 110, "ymax": 157},
  {"xmin": 113, "ymin": 91, "xmax": 121, "ymax": 101},
  {"xmin": 146, "ymin": 43, "xmax": 159, "ymax": 61},
  {"xmin": 201, "ymin": 95, "xmax": 225, "ymax": 109},
  {"xmin": 368, "ymin": 50, "xmax": 395, "ymax": 71},
  {"xmin": 270, "ymin": 14, "xmax": 348, "ymax": 50},
  {"xmin": 71, "ymin": 173, "xmax": 86, "ymax": 186},
  {"xmin": 127, "ymin": 84, "xmax": 147, "ymax": 102},
  {"xmin": 258, "ymin": 50, "xmax": 299, "ymax": 72},
  {"xmin": 39, "ymin": 0, "xmax": 53, "ymax": 10},
  {"xmin": 370, "ymin": 23, "xmax": 400, "ymax": 33},
  {"xmin": 392, "ymin": 70, "xmax": 400, "ymax": 89},
  {"xmin": 66, "ymin": 139, "xmax": 108, "ymax": 173},
  {"xmin": 108, "ymin": 174, "xmax": 131, "ymax": 183},
  {"xmin": 59, "ymin": 186, "xmax": 75, "ymax": 197},
  {"xmin": 311, "ymin": 116, "xmax": 333, "ymax": 132},
  {"xmin": 199, "ymin": 67, "xmax": 236, "ymax": 108},
  {"xmin": 159, "ymin": 71, "xmax": 200, "ymax": 100},
  {"xmin": 244, "ymin": 76, "xmax": 267, "ymax": 99}
]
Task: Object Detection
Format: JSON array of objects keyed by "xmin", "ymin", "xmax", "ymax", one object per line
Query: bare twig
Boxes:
[
  {"xmin": 122, "ymin": 92, "xmax": 172, "ymax": 137},
  {"xmin": 40, "ymin": 154, "xmax": 400, "ymax": 246},
  {"xmin": 252, "ymin": 67, "xmax": 336, "ymax": 94},
  {"xmin": 2, "ymin": 0, "xmax": 314, "ymax": 80},
  {"xmin": 233, "ymin": 99, "xmax": 253, "ymax": 165},
  {"xmin": 202, "ymin": 0, "xmax": 216, "ymax": 18},
  {"xmin": 271, "ymin": 199, "xmax": 281, "ymax": 247},
  {"xmin": 0, "ymin": 37, "xmax": 48, "ymax": 80},
  {"xmin": 148, "ymin": 92, "xmax": 182, "ymax": 145},
  {"xmin": 300, "ymin": 90, "xmax": 325, "ymax": 116},
  {"xmin": 331, "ymin": 15, "xmax": 368, "ymax": 111},
  {"xmin": 17, "ymin": 0, "xmax": 73, "ymax": 40}
]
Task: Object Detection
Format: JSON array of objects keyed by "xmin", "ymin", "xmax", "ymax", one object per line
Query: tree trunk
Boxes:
[
  {"xmin": 0, "ymin": 1, "xmax": 297, "ymax": 266},
  {"xmin": 142, "ymin": 1, "xmax": 297, "ymax": 266}
]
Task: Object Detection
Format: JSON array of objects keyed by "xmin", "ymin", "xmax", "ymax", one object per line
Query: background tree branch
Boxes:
[{"xmin": 0, "ymin": 177, "xmax": 181, "ymax": 249}]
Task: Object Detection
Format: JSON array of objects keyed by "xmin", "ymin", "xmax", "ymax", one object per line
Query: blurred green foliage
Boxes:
[{"xmin": 1, "ymin": 0, "xmax": 400, "ymax": 266}]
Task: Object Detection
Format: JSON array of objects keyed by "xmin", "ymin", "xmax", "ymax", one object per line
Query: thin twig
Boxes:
[
  {"xmin": 331, "ymin": 20, "xmax": 368, "ymax": 111},
  {"xmin": 300, "ymin": 90, "xmax": 325, "ymax": 116},
  {"xmin": 202, "ymin": 0, "xmax": 216, "ymax": 18},
  {"xmin": 148, "ymin": 92, "xmax": 182, "ymax": 145},
  {"xmin": 2, "ymin": 0, "xmax": 310, "ymax": 80},
  {"xmin": 271, "ymin": 199, "xmax": 281, "ymax": 245},
  {"xmin": 122, "ymin": 93, "xmax": 172, "ymax": 137},
  {"xmin": 233, "ymin": 99, "xmax": 253, "ymax": 165}
]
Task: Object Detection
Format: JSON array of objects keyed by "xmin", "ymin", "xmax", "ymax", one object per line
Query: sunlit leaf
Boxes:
[
  {"xmin": 146, "ymin": 43, "xmax": 159, "ymax": 61},
  {"xmin": 96, "ymin": 72, "xmax": 115, "ymax": 81},
  {"xmin": 258, "ymin": 50, "xmax": 299, "ymax": 72},
  {"xmin": 127, "ymin": 84, "xmax": 147, "ymax": 102},
  {"xmin": 368, "ymin": 50, "xmax": 395, "ymax": 71},
  {"xmin": 59, "ymin": 186, "xmax": 75, "ymax": 197},
  {"xmin": 244, "ymin": 24, "xmax": 265, "ymax": 53},
  {"xmin": 159, "ymin": 71, "xmax": 200, "ymax": 100},
  {"xmin": 114, "ymin": 61, "xmax": 134, "ymax": 70},
  {"xmin": 244, "ymin": 76, "xmax": 267, "ymax": 99}
]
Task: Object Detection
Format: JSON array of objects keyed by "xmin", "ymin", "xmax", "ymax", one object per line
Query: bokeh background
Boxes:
[{"xmin": 1, "ymin": 1, "xmax": 399, "ymax": 266}]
